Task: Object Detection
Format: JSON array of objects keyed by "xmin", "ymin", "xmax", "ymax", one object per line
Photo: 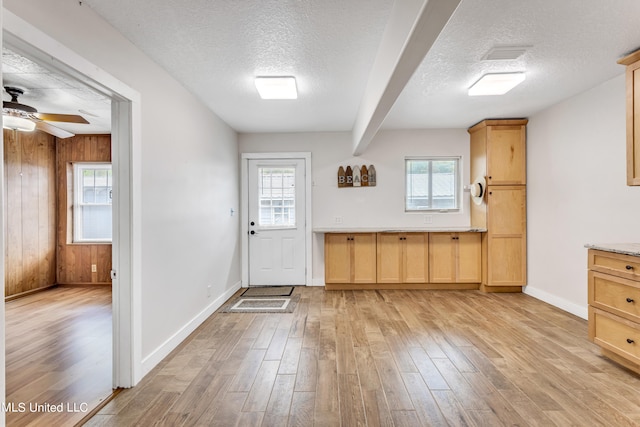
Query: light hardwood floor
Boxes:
[
  {"xmin": 5, "ymin": 286, "xmax": 113, "ymax": 427},
  {"xmin": 87, "ymin": 287, "xmax": 640, "ymax": 426}
]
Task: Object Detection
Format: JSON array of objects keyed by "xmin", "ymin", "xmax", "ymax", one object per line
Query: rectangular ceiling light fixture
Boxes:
[
  {"xmin": 468, "ymin": 72, "xmax": 525, "ymax": 96},
  {"xmin": 255, "ymin": 76, "xmax": 298, "ymax": 99}
]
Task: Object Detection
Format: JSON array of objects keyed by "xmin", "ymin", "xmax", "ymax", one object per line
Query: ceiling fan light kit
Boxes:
[
  {"xmin": 254, "ymin": 76, "xmax": 298, "ymax": 99},
  {"xmin": 3, "ymin": 114, "xmax": 36, "ymax": 132},
  {"xmin": 2, "ymin": 86, "xmax": 90, "ymax": 138}
]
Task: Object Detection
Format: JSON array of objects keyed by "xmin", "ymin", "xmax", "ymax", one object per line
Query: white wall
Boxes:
[
  {"xmin": 3, "ymin": 1, "xmax": 241, "ymax": 377},
  {"xmin": 239, "ymin": 129, "xmax": 470, "ymax": 284},
  {"xmin": 527, "ymin": 74, "xmax": 640, "ymax": 318}
]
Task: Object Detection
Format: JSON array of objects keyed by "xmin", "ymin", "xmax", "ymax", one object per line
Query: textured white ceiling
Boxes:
[
  {"xmin": 6, "ymin": 0, "xmax": 640, "ymax": 136},
  {"xmin": 384, "ymin": 0, "xmax": 640, "ymax": 128},
  {"xmin": 81, "ymin": 0, "xmax": 640, "ymax": 133},
  {"xmin": 84, "ymin": 0, "xmax": 394, "ymax": 133},
  {"xmin": 2, "ymin": 48, "xmax": 111, "ymax": 135}
]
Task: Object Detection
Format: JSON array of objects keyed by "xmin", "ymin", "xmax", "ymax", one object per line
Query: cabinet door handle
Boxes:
[
  {"xmin": 627, "ymin": 298, "xmax": 635, "ymax": 303},
  {"xmin": 628, "ymin": 338, "xmax": 635, "ymax": 344},
  {"xmin": 626, "ymin": 265, "xmax": 634, "ymax": 270}
]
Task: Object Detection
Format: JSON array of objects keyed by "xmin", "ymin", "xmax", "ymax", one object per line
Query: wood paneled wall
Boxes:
[
  {"xmin": 56, "ymin": 135, "xmax": 112, "ymax": 285},
  {"xmin": 4, "ymin": 129, "xmax": 57, "ymax": 297}
]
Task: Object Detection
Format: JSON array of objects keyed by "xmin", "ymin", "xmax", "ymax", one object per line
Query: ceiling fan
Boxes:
[{"xmin": 2, "ymin": 86, "xmax": 89, "ymax": 138}]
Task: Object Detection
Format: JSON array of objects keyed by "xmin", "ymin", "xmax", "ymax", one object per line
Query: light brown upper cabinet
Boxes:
[
  {"xmin": 324, "ymin": 233, "xmax": 377, "ymax": 284},
  {"xmin": 429, "ymin": 233, "xmax": 481, "ymax": 283},
  {"xmin": 376, "ymin": 233, "xmax": 429, "ymax": 283},
  {"xmin": 468, "ymin": 119, "xmax": 528, "ymax": 186},
  {"xmin": 618, "ymin": 49, "xmax": 640, "ymax": 186}
]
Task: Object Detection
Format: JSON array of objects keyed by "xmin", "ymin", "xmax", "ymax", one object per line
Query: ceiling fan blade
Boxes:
[
  {"xmin": 33, "ymin": 112, "xmax": 89, "ymax": 124},
  {"xmin": 35, "ymin": 121, "xmax": 75, "ymax": 139}
]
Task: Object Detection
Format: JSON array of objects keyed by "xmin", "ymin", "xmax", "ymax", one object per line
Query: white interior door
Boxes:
[{"xmin": 248, "ymin": 159, "xmax": 306, "ymax": 286}]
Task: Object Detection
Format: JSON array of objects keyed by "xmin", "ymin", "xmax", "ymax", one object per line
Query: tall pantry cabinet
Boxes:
[{"xmin": 469, "ymin": 119, "xmax": 528, "ymax": 292}]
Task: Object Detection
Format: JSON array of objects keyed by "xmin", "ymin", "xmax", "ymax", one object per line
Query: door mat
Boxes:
[
  {"xmin": 219, "ymin": 295, "xmax": 300, "ymax": 313},
  {"xmin": 241, "ymin": 286, "xmax": 294, "ymax": 297}
]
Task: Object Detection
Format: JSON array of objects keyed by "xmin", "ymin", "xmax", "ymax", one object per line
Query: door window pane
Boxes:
[{"xmin": 258, "ymin": 167, "xmax": 296, "ymax": 227}]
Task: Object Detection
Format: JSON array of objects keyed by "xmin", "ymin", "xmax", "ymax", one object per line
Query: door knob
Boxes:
[{"xmin": 250, "ymin": 230, "xmax": 256, "ymax": 235}]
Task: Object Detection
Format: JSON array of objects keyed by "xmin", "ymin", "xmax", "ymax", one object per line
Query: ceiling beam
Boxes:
[{"xmin": 351, "ymin": 0, "xmax": 461, "ymax": 155}]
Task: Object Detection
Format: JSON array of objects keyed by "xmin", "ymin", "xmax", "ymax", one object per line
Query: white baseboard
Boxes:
[
  {"xmin": 141, "ymin": 281, "xmax": 241, "ymax": 377},
  {"xmin": 523, "ymin": 286, "xmax": 588, "ymax": 320},
  {"xmin": 311, "ymin": 278, "xmax": 325, "ymax": 287}
]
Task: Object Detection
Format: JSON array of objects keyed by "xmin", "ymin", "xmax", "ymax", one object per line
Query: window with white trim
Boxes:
[
  {"xmin": 405, "ymin": 157, "xmax": 460, "ymax": 211},
  {"xmin": 73, "ymin": 163, "xmax": 113, "ymax": 242}
]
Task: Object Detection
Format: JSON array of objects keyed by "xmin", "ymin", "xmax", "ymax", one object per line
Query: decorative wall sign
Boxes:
[{"xmin": 337, "ymin": 164, "xmax": 376, "ymax": 187}]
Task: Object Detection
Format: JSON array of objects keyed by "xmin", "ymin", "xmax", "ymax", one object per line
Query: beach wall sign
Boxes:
[{"xmin": 337, "ymin": 165, "xmax": 376, "ymax": 188}]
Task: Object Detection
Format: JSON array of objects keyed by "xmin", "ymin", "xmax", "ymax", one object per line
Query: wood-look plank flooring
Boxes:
[
  {"xmin": 5, "ymin": 286, "xmax": 113, "ymax": 427},
  {"xmin": 87, "ymin": 287, "xmax": 640, "ymax": 426}
]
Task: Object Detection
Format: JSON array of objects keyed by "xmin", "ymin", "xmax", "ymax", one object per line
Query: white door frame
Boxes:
[
  {"xmin": 2, "ymin": 10, "xmax": 143, "ymax": 387},
  {"xmin": 241, "ymin": 152, "xmax": 312, "ymax": 287}
]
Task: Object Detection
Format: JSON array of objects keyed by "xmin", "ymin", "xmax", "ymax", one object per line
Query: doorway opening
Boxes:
[{"xmin": 1, "ymin": 10, "xmax": 142, "ymax": 421}]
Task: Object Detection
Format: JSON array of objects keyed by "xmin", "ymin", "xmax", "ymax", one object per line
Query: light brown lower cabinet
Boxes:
[
  {"xmin": 325, "ymin": 231, "xmax": 483, "ymax": 289},
  {"xmin": 376, "ymin": 233, "xmax": 429, "ymax": 283},
  {"xmin": 485, "ymin": 186, "xmax": 527, "ymax": 288},
  {"xmin": 324, "ymin": 233, "xmax": 377, "ymax": 284},
  {"xmin": 588, "ymin": 248, "xmax": 640, "ymax": 374},
  {"xmin": 429, "ymin": 233, "xmax": 482, "ymax": 283}
]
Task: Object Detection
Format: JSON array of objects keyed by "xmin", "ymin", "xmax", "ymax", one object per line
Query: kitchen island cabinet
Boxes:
[{"xmin": 587, "ymin": 244, "xmax": 640, "ymax": 374}]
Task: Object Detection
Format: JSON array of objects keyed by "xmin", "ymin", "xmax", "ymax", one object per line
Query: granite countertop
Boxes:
[
  {"xmin": 313, "ymin": 227, "xmax": 487, "ymax": 233},
  {"xmin": 584, "ymin": 243, "xmax": 640, "ymax": 257}
]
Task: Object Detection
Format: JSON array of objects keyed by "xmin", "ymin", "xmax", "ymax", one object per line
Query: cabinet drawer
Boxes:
[
  {"xmin": 591, "ymin": 309, "xmax": 640, "ymax": 366},
  {"xmin": 589, "ymin": 271, "xmax": 640, "ymax": 323},
  {"xmin": 589, "ymin": 249, "xmax": 640, "ymax": 281}
]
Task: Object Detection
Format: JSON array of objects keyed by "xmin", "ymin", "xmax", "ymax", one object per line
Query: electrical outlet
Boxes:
[
  {"xmin": 334, "ymin": 216, "xmax": 343, "ymax": 224},
  {"xmin": 91, "ymin": 264, "xmax": 97, "ymax": 273},
  {"xmin": 423, "ymin": 215, "xmax": 433, "ymax": 224},
  {"xmin": 207, "ymin": 285, "xmax": 212, "ymax": 298}
]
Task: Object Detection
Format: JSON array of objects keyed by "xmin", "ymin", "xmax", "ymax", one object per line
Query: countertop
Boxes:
[
  {"xmin": 313, "ymin": 227, "xmax": 487, "ymax": 233},
  {"xmin": 584, "ymin": 243, "xmax": 640, "ymax": 257}
]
